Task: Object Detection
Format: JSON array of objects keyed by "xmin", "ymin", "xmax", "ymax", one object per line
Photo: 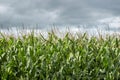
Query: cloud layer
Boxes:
[{"xmin": 0, "ymin": 0, "xmax": 120, "ymax": 26}]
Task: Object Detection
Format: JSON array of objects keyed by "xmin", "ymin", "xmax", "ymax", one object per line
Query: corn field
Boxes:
[{"xmin": 0, "ymin": 32, "xmax": 120, "ymax": 80}]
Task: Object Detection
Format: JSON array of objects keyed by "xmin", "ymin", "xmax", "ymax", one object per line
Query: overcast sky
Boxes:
[{"xmin": 0, "ymin": 0, "xmax": 120, "ymax": 26}]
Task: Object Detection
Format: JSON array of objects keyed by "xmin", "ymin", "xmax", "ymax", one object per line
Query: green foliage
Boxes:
[{"xmin": 0, "ymin": 32, "xmax": 120, "ymax": 80}]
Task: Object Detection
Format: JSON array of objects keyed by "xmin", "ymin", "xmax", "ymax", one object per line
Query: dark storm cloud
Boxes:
[{"xmin": 0, "ymin": 0, "xmax": 120, "ymax": 25}]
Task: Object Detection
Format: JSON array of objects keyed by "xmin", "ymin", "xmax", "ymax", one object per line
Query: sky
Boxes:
[{"xmin": 0, "ymin": 0, "xmax": 120, "ymax": 27}]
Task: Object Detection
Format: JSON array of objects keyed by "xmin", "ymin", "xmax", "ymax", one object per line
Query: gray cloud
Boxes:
[{"xmin": 0, "ymin": 0, "xmax": 120, "ymax": 26}]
